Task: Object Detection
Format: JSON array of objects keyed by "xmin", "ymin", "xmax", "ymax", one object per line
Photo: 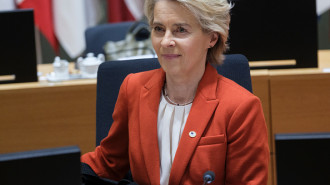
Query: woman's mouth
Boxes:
[{"xmin": 161, "ymin": 54, "xmax": 181, "ymax": 60}]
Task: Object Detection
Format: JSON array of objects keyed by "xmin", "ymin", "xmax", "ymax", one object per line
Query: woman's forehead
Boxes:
[{"xmin": 153, "ymin": 1, "xmax": 198, "ymax": 27}]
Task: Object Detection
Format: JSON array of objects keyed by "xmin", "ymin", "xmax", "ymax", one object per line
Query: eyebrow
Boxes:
[
  {"xmin": 174, "ymin": 23, "xmax": 191, "ymax": 28},
  {"xmin": 152, "ymin": 21, "xmax": 192, "ymax": 28}
]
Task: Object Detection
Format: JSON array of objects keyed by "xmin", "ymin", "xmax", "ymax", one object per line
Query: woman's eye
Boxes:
[
  {"xmin": 177, "ymin": 27, "xmax": 187, "ymax": 33},
  {"xmin": 153, "ymin": 26, "xmax": 164, "ymax": 32}
]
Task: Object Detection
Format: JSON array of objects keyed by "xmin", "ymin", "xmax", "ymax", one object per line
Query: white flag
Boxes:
[
  {"xmin": 0, "ymin": 0, "xmax": 15, "ymax": 11},
  {"xmin": 53, "ymin": 0, "xmax": 104, "ymax": 58},
  {"xmin": 316, "ymin": 0, "xmax": 330, "ymax": 16},
  {"xmin": 124, "ymin": 0, "xmax": 145, "ymax": 20}
]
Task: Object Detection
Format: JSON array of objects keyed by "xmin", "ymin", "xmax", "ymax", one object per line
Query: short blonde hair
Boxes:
[{"xmin": 144, "ymin": 0, "xmax": 232, "ymax": 65}]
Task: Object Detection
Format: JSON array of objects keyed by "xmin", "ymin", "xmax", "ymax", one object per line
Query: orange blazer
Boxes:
[{"xmin": 81, "ymin": 63, "xmax": 269, "ymax": 185}]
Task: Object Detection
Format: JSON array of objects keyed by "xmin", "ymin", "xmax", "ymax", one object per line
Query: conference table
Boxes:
[
  {"xmin": 0, "ymin": 50, "xmax": 329, "ymax": 185},
  {"xmin": 250, "ymin": 50, "xmax": 330, "ymax": 185}
]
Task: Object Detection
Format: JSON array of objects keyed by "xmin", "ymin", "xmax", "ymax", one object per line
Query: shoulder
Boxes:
[
  {"xmin": 200, "ymin": 63, "xmax": 257, "ymax": 106},
  {"xmin": 124, "ymin": 68, "xmax": 162, "ymax": 85},
  {"xmin": 217, "ymin": 75, "xmax": 253, "ymax": 96},
  {"xmin": 121, "ymin": 68, "xmax": 164, "ymax": 94},
  {"xmin": 214, "ymin": 75, "xmax": 266, "ymax": 134},
  {"xmin": 216, "ymin": 75, "xmax": 261, "ymax": 109}
]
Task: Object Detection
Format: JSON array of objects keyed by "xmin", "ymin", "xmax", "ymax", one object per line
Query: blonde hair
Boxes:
[{"xmin": 144, "ymin": 0, "xmax": 232, "ymax": 65}]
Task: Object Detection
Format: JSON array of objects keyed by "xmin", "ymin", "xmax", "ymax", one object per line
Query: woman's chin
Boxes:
[{"xmin": 163, "ymin": 66, "xmax": 183, "ymax": 77}]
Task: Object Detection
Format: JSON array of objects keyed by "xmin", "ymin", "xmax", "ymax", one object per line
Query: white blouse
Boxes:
[{"xmin": 157, "ymin": 93, "xmax": 192, "ymax": 185}]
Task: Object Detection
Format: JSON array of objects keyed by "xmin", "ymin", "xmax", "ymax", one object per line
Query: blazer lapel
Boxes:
[
  {"xmin": 139, "ymin": 68, "xmax": 165, "ymax": 185},
  {"xmin": 169, "ymin": 63, "xmax": 220, "ymax": 185}
]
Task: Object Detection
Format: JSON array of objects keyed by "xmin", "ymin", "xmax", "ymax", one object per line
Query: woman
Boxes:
[{"xmin": 81, "ymin": 0, "xmax": 269, "ymax": 184}]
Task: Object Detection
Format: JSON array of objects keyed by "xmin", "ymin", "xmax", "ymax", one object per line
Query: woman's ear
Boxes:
[{"xmin": 209, "ymin": 32, "xmax": 219, "ymax": 48}]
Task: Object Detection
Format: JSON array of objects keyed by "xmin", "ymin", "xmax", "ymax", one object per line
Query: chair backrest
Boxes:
[
  {"xmin": 96, "ymin": 54, "xmax": 252, "ymax": 146},
  {"xmin": 85, "ymin": 21, "xmax": 134, "ymax": 55}
]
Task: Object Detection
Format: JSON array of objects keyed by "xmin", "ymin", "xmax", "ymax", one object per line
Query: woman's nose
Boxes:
[{"xmin": 161, "ymin": 31, "xmax": 175, "ymax": 48}]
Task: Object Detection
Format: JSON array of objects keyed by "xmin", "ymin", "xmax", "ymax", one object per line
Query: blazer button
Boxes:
[{"xmin": 189, "ymin": 131, "xmax": 196, "ymax": 138}]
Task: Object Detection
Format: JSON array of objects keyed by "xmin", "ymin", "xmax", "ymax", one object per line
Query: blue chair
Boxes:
[
  {"xmin": 96, "ymin": 54, "xmax": 252, "ymax": 146},
  {"xmin": 84, "ymin": 22, "xmax": 135, "ymax": 55}
]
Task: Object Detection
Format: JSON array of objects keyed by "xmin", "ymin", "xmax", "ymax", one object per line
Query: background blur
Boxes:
[
  {"xmin": 0, "ymin": 0, "xmax": 329, "ymax": 64},
  {"xmin": 0, "ymin": 0, "xmax": 145, "ymax": 64}
]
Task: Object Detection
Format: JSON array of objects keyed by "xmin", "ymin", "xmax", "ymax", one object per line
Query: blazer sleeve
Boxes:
[
  {"xmin": 81, "ymin": 74, "xmax": 132, "ymax": 181},
  {"xmin": 225, "ymin": 96, "xmax": 269, "ymax": 185}
]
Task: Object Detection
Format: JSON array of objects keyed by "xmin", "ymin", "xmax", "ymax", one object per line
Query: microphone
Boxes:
[{"xmin": 203, "ymin": 171, "xmax": 215, "ymax": 185}]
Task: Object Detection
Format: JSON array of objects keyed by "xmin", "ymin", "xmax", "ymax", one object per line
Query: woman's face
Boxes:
[{"xmin": 151, "ymin": 0, "xmax": 216, "ymax": 81}]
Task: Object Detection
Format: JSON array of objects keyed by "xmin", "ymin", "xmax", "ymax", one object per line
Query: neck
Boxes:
[
  {"xmin": 164, "ymin": 75, "xmax": 202, "ymax": 105},
  {"xmin": 163, "ymin": 85, "xmax": 194, "ymax": 106},
  {"xmin": 164, "ymin": 62, "xmax": 207, "ymax": 105},
  {"xmin": 163, "ymin": 83, "xmax": 195, "ymax": 105}
]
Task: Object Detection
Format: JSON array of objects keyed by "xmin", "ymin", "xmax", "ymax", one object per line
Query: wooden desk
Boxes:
[
  {"xmin": 268, "ymin": 67, "xmax": 330, "ymax": 184},
  {"xmin": 259, "ymin": 50, "xmax": 330, "ymax": 185},
  {"xmin": 0, "ymin": 77, "xmax": 97, "ymax": 155},
  {"xmin": 0, "ymin": 50, "xmax": 329, "ymax": 185}
]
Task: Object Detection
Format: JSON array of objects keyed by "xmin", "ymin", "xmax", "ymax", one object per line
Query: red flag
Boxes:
[
  {"xmin": 17, "ymin": 0, "xmax": 58, "ymax": 53},
  {"xmin": 108, "ymin": 0, "xmax": 135, "ymax": 23}
]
